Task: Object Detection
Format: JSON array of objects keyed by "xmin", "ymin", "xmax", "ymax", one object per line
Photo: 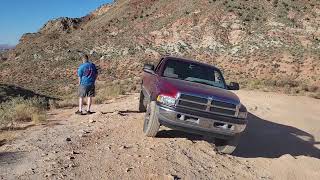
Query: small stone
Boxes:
[
  {"xmin": 66, "ymin": 138, "xmax": 71, "ymax": 142},
  {"xmin": 69, "ymin": 156, "xmax": 75, "ymax": 160},
  {"xmin": 69, "ymin": 164, "xmax": 76, "ymax": 168},
  {"xmin": 83, "ymin": 130, "xmax": 91, "ymax": 134},
  {"xmin": 165, "ymin": 174, "xmax": 179, "ymax": 180},
  {"xmin": 45, "ymin": 173, "xmax": 53, "ymax": 177},
  {"xmin": 30, "ymin": 168, "xmax": 36, "ymax": 174},
  {"xmin": 72, "ymin": 151, "xmax": 80, "ymax": 155},
  {"xmin": 89, "ymin": 119, "xmax": 96, "ymax": 123},
  {"xmin": 119, "ymin": 145, "xmax": 128, "ymax": 150},
  {"xmin": 112, "ymin": 111, "xmax": 119, "ymax": 115},
  {"xmin": 125, "ymin": 167, "xmax": 133, "ymax": 172}
]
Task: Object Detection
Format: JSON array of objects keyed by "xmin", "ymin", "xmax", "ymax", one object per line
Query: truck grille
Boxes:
[{"xmin": 177, "ymin": 94, "xmax": 239, "ymax": 117}]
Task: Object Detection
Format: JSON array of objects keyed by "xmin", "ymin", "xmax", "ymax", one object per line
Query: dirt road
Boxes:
[{"xmin": 0, "ymin": 90, "xmax": 319, "ymax": 180}]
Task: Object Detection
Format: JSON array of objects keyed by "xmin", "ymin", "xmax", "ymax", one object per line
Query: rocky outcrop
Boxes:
[
  {"xmin": 91, "ymin": 4, "xmax": 112, "ymax": 17},
  {"xmin": 40, "ymin": 17, "xmax": 83, "ymax": 34}
]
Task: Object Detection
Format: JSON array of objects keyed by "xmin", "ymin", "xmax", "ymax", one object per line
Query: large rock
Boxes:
[{"xmin": 40, "ymin": 17, "xmax": 83, "ymax": 34}]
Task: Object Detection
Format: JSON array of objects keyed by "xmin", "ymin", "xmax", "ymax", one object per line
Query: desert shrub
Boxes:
[
  {"xmin": 49, "ymin": 96, "xmax": 83, "ymax": 109},
  {"xmin": 309, "ymin": 92, "xmax": 320, "ymax": 99},
  {"xmin": 95, "ymin": 84, "xmax": 126, "ymax": 104},
  {"xmin": 274, "ymin": 77, "xmax": 299, "ymax": 88},
  {"xmin": 49, "ymin": 82, "xmax": 128, "ymax": 107},
  {"xmin": 0, "ymin": 97, "xmax": 47, "ymax": 128},
  {"xmin": 245, "ymin": 79, "xmax": 264, "ymax": 90},
  {"xmin": 48, "ymin": 99, "xmax": 58, "ymax": 109},
  {"xmin": 303, "ymin": 85, "xmax": 319, "ymax": 93},
  {"xmin": 31, "ymin": 112, "xmax": 47, "ymax": 124},
  {"xmin": 244, "ymin": 77, "xmax": 320, "ymax": 99}
]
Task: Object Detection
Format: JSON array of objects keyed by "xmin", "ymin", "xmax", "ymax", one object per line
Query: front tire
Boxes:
[
  {"xmin": 138, "ymin": 91, "xmax": 146, "ymax": 112},
  {"xmin": 143, "ymin": 101, "xmax": 160, "ymax": 137}
]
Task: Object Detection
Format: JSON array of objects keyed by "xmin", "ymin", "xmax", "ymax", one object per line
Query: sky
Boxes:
[{"xmin": 0, "ymin": 0, "xmax": 113, "ymax": 46}]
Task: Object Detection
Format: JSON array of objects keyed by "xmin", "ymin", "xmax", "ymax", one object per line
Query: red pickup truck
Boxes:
[{"xmin": 139, "ymin": 56, "xmax": 248, "ymax": 154}]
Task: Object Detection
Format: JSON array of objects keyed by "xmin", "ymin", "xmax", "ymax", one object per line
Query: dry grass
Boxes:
[
  {"xmin": 0, "ymin": 97, "xmax": 47, "ymax": 129},
  {"xmin": 95, "ymin": 84, "xmax": 126, "ymax": 104},
  {"xmin": 309, "ymin": 92, "xmax": 320, "ymax": 99},
  {"xmin": 49, "ymin": 98, "xmax": 79, "ymax": 109},
  {"xmin": 48, "ymin": 79, "xmax": 138, "ymax": 108},
  {"xmin": 95, "ymin": 79, "xmax": 139, "ymax": 104},
  {"xmin": 243, "ymin": 77, "xmax": 320, "ymax": 98},
  {"xmin": 0, "ymin": 130, "xmax": 17, "ymax": 143}
]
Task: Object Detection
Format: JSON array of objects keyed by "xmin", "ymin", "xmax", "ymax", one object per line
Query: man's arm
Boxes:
[
  {"xmin": 94, "ymin": 64, "xmax": 98, "ymax": 80},
  {"xmin": 77, "ymin": 66, "xmax": 83, "ymax": 85}
]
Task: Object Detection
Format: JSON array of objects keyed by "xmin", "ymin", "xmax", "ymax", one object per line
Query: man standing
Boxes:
[{"xmin": 76, "ymin": 54, "xmax": 98, "ymax": 115}]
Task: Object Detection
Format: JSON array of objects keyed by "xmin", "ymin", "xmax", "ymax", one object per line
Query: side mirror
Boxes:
[
  {"xmin": 143, "ymin": 64, "xmax": 155, "ymax": 74},
  {"xmin": 227, "ymin": 82, "xmax": 240, "ymax": 90}
]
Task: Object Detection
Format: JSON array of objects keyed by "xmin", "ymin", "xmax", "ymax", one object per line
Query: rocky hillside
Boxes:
[{"xmin": 0, "ymin": 0, "xmax": 319, "ymax": 97}]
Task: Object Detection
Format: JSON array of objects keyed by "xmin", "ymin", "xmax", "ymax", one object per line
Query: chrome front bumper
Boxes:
[{"xmin": 157, "ymin": 105, "xmax": 247, "ymax": 138}]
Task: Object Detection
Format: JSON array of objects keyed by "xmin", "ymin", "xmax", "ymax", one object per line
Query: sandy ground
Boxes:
[{"xmin": 0, "ymin": 90, "xmax": 319, "ymax": 180}]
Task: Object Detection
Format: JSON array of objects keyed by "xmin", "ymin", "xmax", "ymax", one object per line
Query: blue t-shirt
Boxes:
[{"xmin": 77, "ymin": 61, "xmax": 98, "ymax": 86}]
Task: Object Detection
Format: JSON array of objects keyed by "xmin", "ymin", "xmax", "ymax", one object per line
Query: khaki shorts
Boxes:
[{"xmin": 78, "ymin": 85, "xmax": 95, "ymax": 97}]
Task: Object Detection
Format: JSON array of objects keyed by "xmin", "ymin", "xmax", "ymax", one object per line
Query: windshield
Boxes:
[{"xmin": 161, "ymin": 59, "xmax": 226, "ymax": 89}]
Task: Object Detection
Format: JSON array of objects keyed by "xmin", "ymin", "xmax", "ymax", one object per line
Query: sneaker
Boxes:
[
  {"xmin": 75, "ymin": 110, "xmax": 86, "ymax": 115},
  {"xmin": 86, "ymin": 111, "xmax": 95, "ymax": 115}
]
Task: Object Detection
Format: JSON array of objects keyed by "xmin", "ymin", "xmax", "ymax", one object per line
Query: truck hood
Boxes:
[{"xmin": 159, "ymin": 77, "xmax": 240, "ymax": 105}]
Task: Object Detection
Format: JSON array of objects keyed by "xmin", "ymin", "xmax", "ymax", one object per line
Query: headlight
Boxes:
[
  {"xmin": 157, "ymin": 95, "xmax": 176, "ymax": 106},
  {"xmin": 237, "ymin": 104, "xmax": 247, "ymax": 119},
  {"xmin": 238, "ymin": 111, "xmax": 248, "ymax": 119}
]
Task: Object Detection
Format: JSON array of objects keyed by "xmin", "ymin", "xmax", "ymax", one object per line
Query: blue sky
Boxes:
[{"xmin": 0, "ymin": 0, "xmax": 113, "ymax": 45}]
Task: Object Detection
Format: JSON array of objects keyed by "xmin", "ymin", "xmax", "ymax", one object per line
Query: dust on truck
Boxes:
[{"xmin": 139, "ymin": 56, "xmax": 248, "ymax": 154}]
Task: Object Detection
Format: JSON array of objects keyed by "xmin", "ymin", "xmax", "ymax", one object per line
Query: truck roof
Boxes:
[{"xmin": 163, "ymin": 56, "xmax": 220, "ymax": 70}]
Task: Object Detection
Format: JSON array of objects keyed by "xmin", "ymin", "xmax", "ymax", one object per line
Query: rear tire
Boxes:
[
  {"xmin": 143, "ymin": 101, "xmax": 160, "ymax": 137},
  {"xmin": 138, "ymin": 91, "xmax": 146, "ymax": 112},
  {"xmin": 214, "ymin": 136, "xmax": 240, "ymax": 154}
]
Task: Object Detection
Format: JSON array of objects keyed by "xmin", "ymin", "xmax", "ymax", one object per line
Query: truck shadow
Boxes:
[
  {"xmin": 157, "ymin": 129, "xmax": 203, "ymax": 141},
  {"xmin": 233, "ymin": 113, "xmax": 320, "ymax": 159},
  {"xmin": 157, "ymin": 113, "xmax": 320, "ymax": 159}
]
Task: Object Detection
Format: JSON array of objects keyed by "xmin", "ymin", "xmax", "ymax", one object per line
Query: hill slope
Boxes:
[{"xmin": 0, "ymin": 0, "xmax": 319, "ymax": 97}]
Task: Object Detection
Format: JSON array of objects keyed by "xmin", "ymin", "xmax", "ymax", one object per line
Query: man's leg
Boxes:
[
  {"xmin": 79, "ymin": 97, "xmax": 83, "ymax": 112},
  {"xmin": 86, "ymin": 85, "xmax": 95, "ymax": 113},
  {"xmin": 87, "ymin": 97, "xmax": 92, "ymax": 112}
]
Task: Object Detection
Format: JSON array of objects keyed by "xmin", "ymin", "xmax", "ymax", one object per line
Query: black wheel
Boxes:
[
  {"xmin": 214, "ymin": 136, "xmax": 240, "ymax": 154},
  {"xmin": 138, "ymin": 91, "xmax": 146, "ymax": 112},
  {"xmin": 143, "ymin": 101, "xmax": 160, "ymax": 137}
]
